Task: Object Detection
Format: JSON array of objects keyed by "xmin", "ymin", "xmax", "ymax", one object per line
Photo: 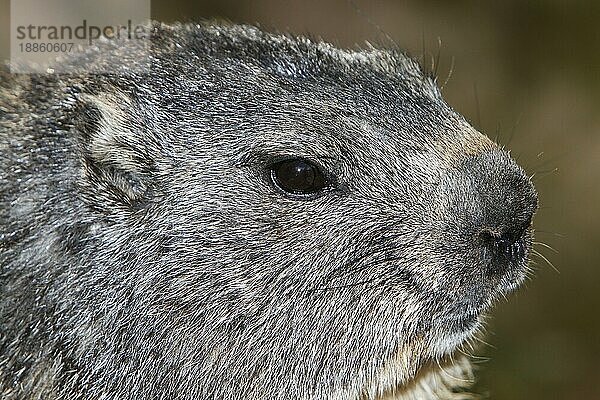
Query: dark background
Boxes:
[{"xmin": 1, "ymin": 1, "xmax": 598, "ymax": 399}]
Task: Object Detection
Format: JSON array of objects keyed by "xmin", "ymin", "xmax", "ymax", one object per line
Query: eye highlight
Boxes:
[{"xmin": 269, "ymin": 158, "xmax": 327, "ymax": 197}]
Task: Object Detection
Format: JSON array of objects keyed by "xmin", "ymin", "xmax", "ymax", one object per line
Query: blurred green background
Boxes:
[{"xmin": 1, "ymin": 1, "xmax": 598, "ymax": 399}]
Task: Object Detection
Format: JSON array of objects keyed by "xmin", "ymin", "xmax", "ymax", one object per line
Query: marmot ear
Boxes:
[{"xmin": 75, "ymin": 91, "xmax": 155, "ymax": 211}]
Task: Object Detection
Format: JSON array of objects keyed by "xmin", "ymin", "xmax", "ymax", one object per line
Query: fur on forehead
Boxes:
[{"xmin": 155, "ymin": 21, "xmax": 441, "ymax": 98}]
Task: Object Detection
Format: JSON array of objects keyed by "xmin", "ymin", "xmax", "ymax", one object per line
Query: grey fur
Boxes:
[{"xmin": 0, "ymin": 22, "xmax": 537, "ymax": 399}]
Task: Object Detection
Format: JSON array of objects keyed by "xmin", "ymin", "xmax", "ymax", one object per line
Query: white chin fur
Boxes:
[{"xmin": 351, "ymin": 320, "xmax": 481, "ymax": 400}]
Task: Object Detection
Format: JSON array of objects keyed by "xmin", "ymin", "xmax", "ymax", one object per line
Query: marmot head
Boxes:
[{"xmin": 1, "ymin": 22, "xmax": 538, "ymax": 400}]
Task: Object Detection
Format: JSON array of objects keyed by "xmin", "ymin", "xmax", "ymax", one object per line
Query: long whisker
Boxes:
[
  {"xmin": 471, "ymin": 335, "xmax": 496, "ymax": 350},
  {"xmin": 440, "ymin": 56, "xmax": 455, "ymax": 90},
  {"xmin": 433, "ymin": 37, "xmax": 442, "ymax": 79},
  {"xmin": 531, "ymin": 248, "xmax": 560, "ymax": 274},
  {"xmin": 434, "ymin": 357, "xmax": 475, "ymax": 385},
  {"xmin": 533, "ymin": 241, "xmax": 558, "ymax": 253}
]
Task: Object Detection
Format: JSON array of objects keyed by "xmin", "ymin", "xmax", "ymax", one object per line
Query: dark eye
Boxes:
[{"xmin": 269, "ymin": 158, "xmax": 327, "ymax": 196}]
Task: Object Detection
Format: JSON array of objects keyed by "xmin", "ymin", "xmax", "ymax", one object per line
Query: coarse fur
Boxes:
[{"xmin": 0, "ymin": 22, "xmax": 537, "ymax": 399}]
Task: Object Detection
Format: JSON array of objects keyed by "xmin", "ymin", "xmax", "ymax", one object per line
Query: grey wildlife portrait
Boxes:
[{"xmin": 0, "ymin": 22, "xmax": 538, "ymax": 399}]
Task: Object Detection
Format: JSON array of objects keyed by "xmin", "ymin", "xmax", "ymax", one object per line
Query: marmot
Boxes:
[{"xmin": 0, "ymin": 22, "xmax": 538, "ymax": 399}]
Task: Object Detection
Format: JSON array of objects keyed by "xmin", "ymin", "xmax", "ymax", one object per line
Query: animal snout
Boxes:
[{"xmin": 460, "ymin": 150, "xmax": 538, "ymax": 277}]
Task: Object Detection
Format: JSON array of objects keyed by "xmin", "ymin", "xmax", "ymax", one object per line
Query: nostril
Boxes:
[
  {"xmin": 477, "ymin": 226, "xmax": 528, "ymax": 273},
  {"xmin": 477, "ymin": 229, "xmax": 498, "ymax": 250}
]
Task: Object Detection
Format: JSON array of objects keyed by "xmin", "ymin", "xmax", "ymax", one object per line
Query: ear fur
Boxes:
[{"xmin": 75, "ymin": 91, "xmax": 155, "ymax": 212}]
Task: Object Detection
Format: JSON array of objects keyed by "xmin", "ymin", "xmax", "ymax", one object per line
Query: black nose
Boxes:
[
  {"xmin": 461, "ymin": 150, "xmax": 538, "ymax": 276},
  {"xmin": 477, "ymin": 225, "xmax": 528, "ymax": 274}
]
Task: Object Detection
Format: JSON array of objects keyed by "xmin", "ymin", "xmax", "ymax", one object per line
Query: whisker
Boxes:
[
  {"xmin": 433, "ymin": 37, "xmax": 442, "ymax": 79},
  {"xmin": 346, "ymin": 0, "xmax": 399, "ymax": 50},
  {"xmin": 473, "ymin": 82, "xmax": 481, "ymax": 129},
  {"xmin": 530, "ymin": 167, "xmax": 558, "ymax": 181},
  {"xmin": 471, "ymin": 335, "xmax": 496, "ymax": 350},
  {"xmin": 531, "ymin": 248, "xmax": 560, "ymax": 274},
  {"xmin": 503, "ymin": 113, "xmax": 522, "ymax": 148},
  {"xmin": 533, "ymin": 241, "xmax": 558, "ymax": 253},
  {"xmin": 494, "ymin": 122, "xmax": 502, "ymax": 143},
  {"xmin": 440, "ymin": 56, "xmax": 455, "ymax": 90},
  {"xmin": 533, "ymin": 230, "xmax": 564, "ymax": 238},
  {"xmin": 435, "ymin": 358, "xmax": 475, "ymax": 384}
]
